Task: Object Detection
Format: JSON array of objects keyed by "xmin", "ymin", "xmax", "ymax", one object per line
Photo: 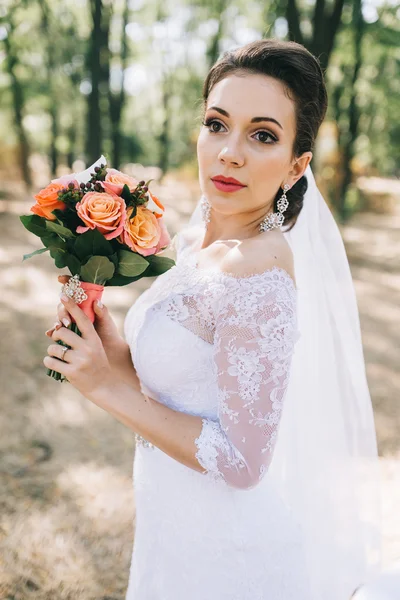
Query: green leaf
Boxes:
[
  {"xmin": 108, "ymin": 252, "xmax": 119, "ymax": 269},
  {"xmin": 41, "ymin": 233, "xmax": 67, "ymax": 251},
  {"xmin": 45, "ymin": 220, "xmax": 75, "ymax": 239},
  {"xmin": 80, "ymin": 255, "xmax": 115, "ymax": 285},
  {"xmin": 65, "ymin": 254, "xmax": 82, "ymax": 276},
  {"xmin": 50, "ymin": 248, "xmax": 68, "ymax": 268},
  {"xmin": 73, "ymin": 229, "xmax": 113, "ymax": 261},
  {"xmin": 121, "ymin": 184, "xmax": 133, "ymax": 203},
  {"xmin": 20, "ymin": 214, "xmax": 47, "ymax": 237},
  {"xmin": 105, "ymin": 273, "xmax": 145, "ymax": 287},
  {"xmin": 117, "ymin": 249, "xmax": 149, "ymax": 277},
  {"xmin": 51, "ymin": 208, "xmax": 68, "ymax": 224},
  {"xmin": 144, "ymin": 254, "xmax": 175, "ymax": 275},
  {"xmin": 22, "ymin": 247, "xmax": 50, "ymax": 261}
]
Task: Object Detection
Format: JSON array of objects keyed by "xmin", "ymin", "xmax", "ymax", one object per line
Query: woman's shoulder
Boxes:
[{"xmin": 220, "ymin": 230, "xmax": 296, "ymax": 287}]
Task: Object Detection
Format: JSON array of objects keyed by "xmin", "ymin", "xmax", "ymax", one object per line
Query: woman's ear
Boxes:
[{"xmin": 289, "ymin": 152, "xmax": 312, "ymax": 187}]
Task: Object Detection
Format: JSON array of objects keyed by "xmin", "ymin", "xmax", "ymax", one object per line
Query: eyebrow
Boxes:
[{"xmin": 206, "ymin": 105, "xmax": 283, "ymax": 131}]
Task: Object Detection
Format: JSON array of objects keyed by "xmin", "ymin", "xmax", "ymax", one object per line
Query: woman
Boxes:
[{"xmin": 46, "ymin": 39, "xmax": 382, "ymax": 599}]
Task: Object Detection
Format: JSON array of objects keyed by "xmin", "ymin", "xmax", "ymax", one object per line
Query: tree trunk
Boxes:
[
  {"xmin": 86, "ymin": 0, "xmax": 103, "ymax": 163},
  {"xmin": 285, "ymin": 0, "xmax": 346, "ymax": 72},
  {"xmin": 3, "ymin": 21, "xmax": 32, "ymax": 188},
  {"xmin": 109, "ymin": 0, "xmax": 129, "ymax": 169},
  {"xmin": 157, "ymin": 72, "xmax": 171, "ymax": 175},
  {"xmin": 206, "ymin": 0, "xmax": 226, "ymax": 68},
  {"xmin": 337, "ymin": 0, "xmax": 364, "ymax": 221},
  {"xmin": 38, "ymin": 0, "xmax": 59, "ymax": 176}
]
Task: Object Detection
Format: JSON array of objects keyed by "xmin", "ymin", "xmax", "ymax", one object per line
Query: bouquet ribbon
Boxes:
[{"xmin": 61, "ymin": 275, "xmax": 104, "ymax": 324}]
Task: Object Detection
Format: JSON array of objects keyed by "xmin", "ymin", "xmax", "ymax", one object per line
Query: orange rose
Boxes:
[
  {"xmin": 31, "ymin": 182, "xmax": 67, "ymax": 221},
  {"xmin": 101, "ymin": 168, "xmax": 139, "ymax": 196},
  {"xmin": 119, "ymin": 206, "xmax": 170, "ymax": 257},
  {"xmin": 76, "ymin": 191, "xmax": 126, "ymax": 240}
]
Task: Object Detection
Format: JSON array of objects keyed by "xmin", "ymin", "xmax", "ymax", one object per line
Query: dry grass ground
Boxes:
[{"xmin": 0, "ymin": 175, "xmax": 399, "ymax": 599}]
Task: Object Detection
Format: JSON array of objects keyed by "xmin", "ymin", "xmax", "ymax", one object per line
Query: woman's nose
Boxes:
[{"xmin": 218, "ymin": 145, "xmax": 244, "ymax": 166}]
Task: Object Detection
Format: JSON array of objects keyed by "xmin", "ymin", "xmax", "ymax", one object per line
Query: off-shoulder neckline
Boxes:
[{"xmin": 181, "ymin": 250, "xmax": 297, "ymax": 291}]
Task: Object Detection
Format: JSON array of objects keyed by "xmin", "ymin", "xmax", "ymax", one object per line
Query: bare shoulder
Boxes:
[{"xmin": 221, "ymin": 231, "xmax": 296, "ymax": 286}]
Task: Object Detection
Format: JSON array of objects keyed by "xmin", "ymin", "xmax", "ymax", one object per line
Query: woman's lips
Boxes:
[{"xmin": 212, "ymin": 180, "xmax": 246, "ymax": 193}]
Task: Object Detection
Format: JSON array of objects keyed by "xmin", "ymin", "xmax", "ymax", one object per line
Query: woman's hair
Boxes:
[{"xmin": 202, "ymin": 39, "xmax": 328, "ymax": 231}]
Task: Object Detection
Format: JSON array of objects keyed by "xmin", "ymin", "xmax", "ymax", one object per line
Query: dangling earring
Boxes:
[
  {"xmin": 200, "ymin": 195, "xmax": 211, "ymax": 227},
  {"xmin": 259, "ymin": 183, "xmax": 290, "ymax": 233}
]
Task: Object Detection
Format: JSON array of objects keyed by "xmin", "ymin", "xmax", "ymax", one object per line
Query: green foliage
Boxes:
[
  {"xmin": 22, "ymin": 246, "xmax": 50, "ymax": 261},
  {"xmin": 117, "ymin": 249, "xmax": 149, "ymax": 277},
  {"xmin": 45, "ymin": 220, "xmax": 76, "ymax": 239},
  {"xmin": 80, "ymin": 255, "xmax": 115, "ymax": 284},
  {"xmin": 73, "ymin": 228, "xmax": 114, "ymax": 261}
]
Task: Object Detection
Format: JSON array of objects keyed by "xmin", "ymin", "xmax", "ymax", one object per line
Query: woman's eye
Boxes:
[
  {"xmin": 202, "ymin": 119, "xmax": 224, "ymax": 133},
  {"xmin": 202, "ymin": 119, "xmax": 277, "ymax": 145},
  {"xmin": 253, "ymin": 131, "xmax": 277, "ymax": 145}
]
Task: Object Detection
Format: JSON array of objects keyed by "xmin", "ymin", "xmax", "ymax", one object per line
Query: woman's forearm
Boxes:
[
  {"xmin": 86, "ymin": 378, "xmax": 206, "ymax": 475},
  {"xmin": 109, "ymin": 340, "xmax": 142, "ymax": 392}
]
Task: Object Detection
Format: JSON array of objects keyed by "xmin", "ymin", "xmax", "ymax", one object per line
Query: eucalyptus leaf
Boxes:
[
  {"xmin": 45, "ymin": 220, "xmax": 75, "ymax": 239},
  {"xmin": 22, "ymin": 247, "xmax": 50, "ymax": 261},
  {"xmin": 41, "ymin": 234, "xmax": 67, "ymax": 251},
  {"xmin": 50, "ymin": 248, "xmax": 68, "ymax": 268},
  {"xmin": 144, "ymin": 254, "xmax": 175, "ymax": 275},
  {"xmin": 20, "ymin": 214, "xmax": 47, "ymax": 237},
  {"xmin": 74, "ymin": 228, "xmax": 113, "ymax": 261},
  {"xmin": 80, "ymin": 255, "xmax": 115, "ymax": 284},
  {"xmin": 65, "ymin": 254, "xmax": 82, "ymax": 276},
  {"xmin": 117, "ymin": 249, "xmax": 149, "ymax": 277},
  {"xmin": 105, "ymin": 273, "xmax": 146, "ymax": 286}
]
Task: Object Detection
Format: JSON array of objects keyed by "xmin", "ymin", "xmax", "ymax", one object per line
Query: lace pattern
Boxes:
[{"xmin": 193, "ymin": 270, "xmax": 300, "ymax": 489}]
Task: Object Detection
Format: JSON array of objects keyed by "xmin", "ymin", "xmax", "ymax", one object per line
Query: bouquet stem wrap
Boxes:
[{"xmin": 47, "ymin": 276, "xmax": 104, "ymax": 382}]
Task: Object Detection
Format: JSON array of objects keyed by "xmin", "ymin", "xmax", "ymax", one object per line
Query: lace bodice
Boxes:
[{"xmin": 124, "ymin": 233, "xmax": 300, "ymax": 491}]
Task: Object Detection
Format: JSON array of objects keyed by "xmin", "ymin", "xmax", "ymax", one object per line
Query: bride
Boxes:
[{"xmin": 46, "ymin": 39, "xmax": 382, "ymax": 599}]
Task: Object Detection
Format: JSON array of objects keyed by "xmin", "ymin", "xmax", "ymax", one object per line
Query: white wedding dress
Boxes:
[{"xmin": 123, "ymin": 230, "xmax": 312, "ymax": 600}]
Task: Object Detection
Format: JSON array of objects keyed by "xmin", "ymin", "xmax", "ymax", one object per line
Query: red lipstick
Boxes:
[{"xmin": 211, "ymin": 175, "xmax": 246, "ymax": 193}]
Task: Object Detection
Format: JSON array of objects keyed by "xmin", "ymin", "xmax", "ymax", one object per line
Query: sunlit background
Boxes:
[{"xmin": 0, "ymin": 0, "xmax": 399, "ymax": 597}]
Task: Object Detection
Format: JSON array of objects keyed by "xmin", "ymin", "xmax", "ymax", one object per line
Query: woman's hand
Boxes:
[
  {"xmin": 45, "ymin": 275, "xmax": 125, "ymax": 365},
  {"xmin": 43, "ymin": 293, "xmax": 114, "ymax": 398}
]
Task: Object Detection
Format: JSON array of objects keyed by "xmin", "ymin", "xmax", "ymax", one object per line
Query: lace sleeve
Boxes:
[{"xmin": 194, "ymin": 272, "xmax": 299, "ymax": 490}]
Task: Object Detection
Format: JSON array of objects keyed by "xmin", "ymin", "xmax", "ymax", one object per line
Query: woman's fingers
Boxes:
[
  {"xmin": 58, "ymin": 275, "xmax": 71, "ymax": 284},
  {"xmin": 45, "ymin": 275, "xmax": 72, "ymax": 337},
  {"xmin": 57, "ymin": 302, "xmax": 71, "ymax": 327},
  {"xmin": 45, "ymin": 321, "xmax": 62, "ymax": 337},
  {"xmin": 44, "ymin": 276, "xmax": 72, "ymax": 336}
]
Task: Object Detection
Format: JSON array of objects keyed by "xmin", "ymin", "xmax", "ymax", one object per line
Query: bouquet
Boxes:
[{"xmin": 20, "ymin": 155, "xmax": 174, "ymax": 382}]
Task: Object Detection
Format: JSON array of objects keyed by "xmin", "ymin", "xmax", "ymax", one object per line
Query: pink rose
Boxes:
[
  {"xmin": 118, "ymin": 206, "xmax": 171, "ymax": 257},
  {"xmin": 101, "ymin": 168, "xmax": 140, "ymax": 196},
  {"xmin": 76, "ymin": 191, "xmax": 126, "ymax": 240}
]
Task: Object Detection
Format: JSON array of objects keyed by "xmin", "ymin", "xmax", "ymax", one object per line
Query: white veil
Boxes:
[{"xmin": 181, "ymin": 163, "xmax": 383, "ymax": 599}]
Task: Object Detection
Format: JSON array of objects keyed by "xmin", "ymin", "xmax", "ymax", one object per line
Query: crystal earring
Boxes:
[
  {"xmin": 259, "ymin": 183, "xmax": 290, "ymax": 233},
  {"xmin": 200, "ymin": 195, "xmax": 211, "ymax": 227}
]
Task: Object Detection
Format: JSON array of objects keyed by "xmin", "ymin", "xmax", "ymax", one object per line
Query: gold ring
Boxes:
[{"xmin": 60, "ymin": 345, "xmax": 69, "ymax": 361}]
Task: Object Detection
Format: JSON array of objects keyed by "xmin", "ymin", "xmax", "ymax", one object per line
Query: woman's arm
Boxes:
[
  {"xmin": 86, "ymin": 377, "xmax": 206, "ymax": 474},
  {"xmin": 109, "ymin": 339, "xmax": 143, "ymax": 393}
]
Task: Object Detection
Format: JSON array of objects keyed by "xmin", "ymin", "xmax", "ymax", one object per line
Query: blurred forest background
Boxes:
[{"xmin": 1, "ymin": 0, "xmax": 400, "ymax": 598}]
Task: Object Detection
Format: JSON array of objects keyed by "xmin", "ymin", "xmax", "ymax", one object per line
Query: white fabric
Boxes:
[
  {"xmin": 123, "ymin": 163, "xmax": 382, "ymax": 599},
  {"xmin": 351, "ymin": 565, "xmax": 400, "ymax": 599},
  {"xmin": 124, "ymin": 252, "xmax": 310, "ymax": 599}
]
